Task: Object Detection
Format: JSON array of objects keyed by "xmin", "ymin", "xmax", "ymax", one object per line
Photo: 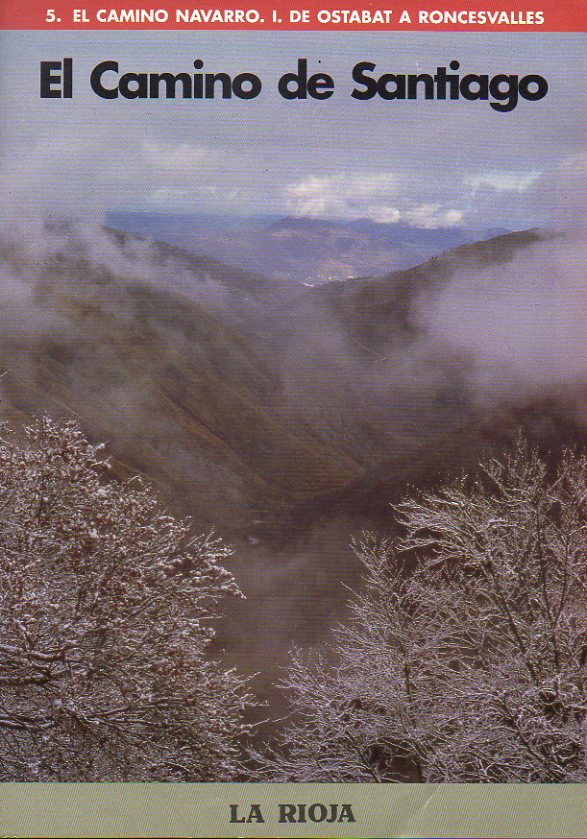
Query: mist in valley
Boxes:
[{"xmin": 0, "ymin": 215, "xmax": 586, "ymax": 727}]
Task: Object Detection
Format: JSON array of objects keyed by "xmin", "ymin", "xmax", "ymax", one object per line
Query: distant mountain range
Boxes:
[{"xmin": 106, "ymin": 212, "xmax": 510, "ymax": 283}]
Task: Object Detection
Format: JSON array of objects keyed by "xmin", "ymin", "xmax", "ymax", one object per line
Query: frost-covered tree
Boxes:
[
  {"xmin": 0, "ymin": 417, "xmax": 250, "ymax": 781},
  {"xmin": 255, "ymin": 443, "xmax": 587, "ymax": 782}
]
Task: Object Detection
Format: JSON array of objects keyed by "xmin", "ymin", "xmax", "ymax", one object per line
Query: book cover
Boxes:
[{"xmin": 0, "ymin": 1, "xmax": 586, "ymax": 836}]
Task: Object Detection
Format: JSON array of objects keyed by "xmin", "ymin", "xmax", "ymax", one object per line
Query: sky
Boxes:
[{"xmin": 0, "ymin": 30, "xmax": 586, "ymax": 230}]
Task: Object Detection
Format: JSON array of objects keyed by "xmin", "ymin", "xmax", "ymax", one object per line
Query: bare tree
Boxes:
[
  {"xmin": 254, "ymin": 442, "xmax": 587, "ymax": 782},
  {"xmin": 0, "ymin": 417, "xmax": 251, "ymax": 781}
]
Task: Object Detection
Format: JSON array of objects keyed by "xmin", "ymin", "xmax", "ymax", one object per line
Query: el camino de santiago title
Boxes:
[{"xmin": 40, "ymin": 58, "xmax": 548, "ymax": 111}]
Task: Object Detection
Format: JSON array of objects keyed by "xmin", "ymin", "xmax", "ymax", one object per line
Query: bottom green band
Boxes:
[{"xmin": 0, "ymin": 783, "xmax": 585, "ymax": 838}]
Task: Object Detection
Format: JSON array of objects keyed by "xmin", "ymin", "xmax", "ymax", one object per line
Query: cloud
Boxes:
[
  {"xmin": 284, "ymin": 173, "xmax": 399, "ymax": 220},
  {"xmin": 464, "ymin": 170, "xmax": 542, "ymax": 193},
  {"xmin": 417, "ymin": 233, "xmax": 587, "ymax": 396},
  {"xmin": 141, "ymin": 140, "xmax": 217, "ymax": 176},
  {"xmin": 0, "ymin": 132, "xmax": 224, "ymax": 222},
  {"xmin": 403, "ymin": 204, "xmax": 464, "ymax": 228},
  {"xmin": 280, "ymin": 151, "xmax": 587, "ymax": 230},
  {"xmin": 284, "ymin": 173, "xmax": 464, "ymax": 227}
]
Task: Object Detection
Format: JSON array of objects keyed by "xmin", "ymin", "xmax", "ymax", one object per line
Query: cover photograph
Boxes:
[{"xmin": 0, "ymin": 1, "xmax": 587, "ymax": 836}]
